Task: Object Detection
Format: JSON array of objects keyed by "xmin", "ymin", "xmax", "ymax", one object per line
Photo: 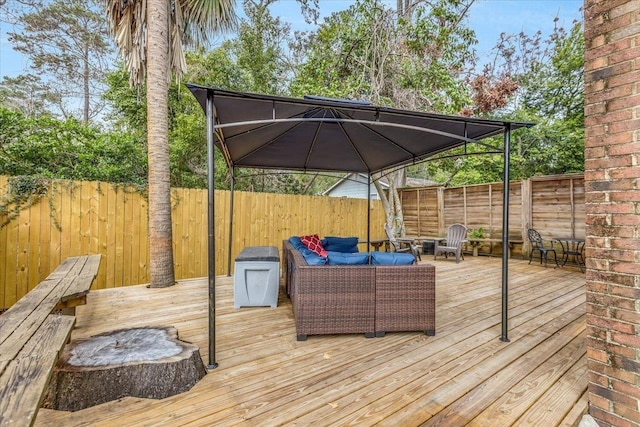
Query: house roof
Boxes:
[
  {"xmin": 322, "ymin": 173, "xmax": 438, "ymax": 196},
  {"xmin": 321, "ymin": 173, "xmax": 389, "ymax": 196},
  {"xmin": 186, "ymin": 85, "xmax": 533, "ymax": 175}
]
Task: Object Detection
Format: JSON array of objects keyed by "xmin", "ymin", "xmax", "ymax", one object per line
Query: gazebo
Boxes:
[{"xmin": 186, "ymin": 84, "xmax": 534, "ymax": 367}]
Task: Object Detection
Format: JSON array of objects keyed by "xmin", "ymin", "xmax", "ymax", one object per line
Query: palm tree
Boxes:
[{"xmin": 105, "ymin": 0, "xmax": 236, "ymax": 288}]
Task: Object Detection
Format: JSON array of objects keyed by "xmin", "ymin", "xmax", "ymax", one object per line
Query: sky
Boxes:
[{"xmin": 0, "ymin": 0, "xmax": 583, "ymax": 80}]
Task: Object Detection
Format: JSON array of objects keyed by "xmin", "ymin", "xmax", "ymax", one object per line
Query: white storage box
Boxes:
[{"xmin": 234, "ymin": 246, "xmax": 280, "ymax": 308}]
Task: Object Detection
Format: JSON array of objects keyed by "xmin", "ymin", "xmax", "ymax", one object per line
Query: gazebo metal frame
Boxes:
[{"xmin": 187, "ymin": 84, "xmax": 534, "ymax": 368}]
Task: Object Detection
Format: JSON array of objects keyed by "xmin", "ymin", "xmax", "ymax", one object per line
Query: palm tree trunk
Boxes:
[{"xmin": 146, "ymin": 0, "xmax": 175, "ymax": 288}]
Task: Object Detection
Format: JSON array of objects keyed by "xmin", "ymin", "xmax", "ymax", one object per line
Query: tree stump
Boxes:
[{"xmin": 43, "ymin": 326, "xmax": 207, "ymax": 411}]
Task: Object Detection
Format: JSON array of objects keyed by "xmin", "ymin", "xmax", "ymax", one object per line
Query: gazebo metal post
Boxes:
[
  {"xmin": 367, "ymin": 176, "xmax": 372, "ymax": 253},
  {"xmin": 206, "ymin": 90, "xmax": 218, "ymax": 369},
  {"xmin": 227, "ymin": 168, "xmax": 235, "ymax": 277},
  {"xmin": 500, "ymin": 123, "xmax": 512, "ymax": 343}
]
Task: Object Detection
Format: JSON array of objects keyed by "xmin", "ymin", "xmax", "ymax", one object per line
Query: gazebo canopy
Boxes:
[{"xmin": 186, "ymin": 85, "xmax": 532, "ymax": 174}]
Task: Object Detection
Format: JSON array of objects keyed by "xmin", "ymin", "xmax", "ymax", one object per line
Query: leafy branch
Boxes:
[{"xmin": 0, "ymin": 175, "xmax": 50, "ymax": 229}]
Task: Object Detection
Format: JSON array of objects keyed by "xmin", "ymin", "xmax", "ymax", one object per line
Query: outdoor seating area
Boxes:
[
  {"xmin": 33, "ymin": 256, "xmax": 587, "ymax": 426},
  {"xmin": 283, "ymin": 239, "xmax": 435, "ymax": 341},
  {"xmin": 527, "ymin": 229, "xmax": 586, "ymax": 272},
  {"xmin": 2, "ymin": 2, "xmax": 637, "ymax": 424}
]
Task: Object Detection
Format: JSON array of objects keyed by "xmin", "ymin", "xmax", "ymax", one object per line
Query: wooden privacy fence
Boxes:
[
  {"xmin": 400, "ymin": 173, "xmax": 585, "ymax": 256},
  {"xmin": 0, "ymin": 176, "xmax": 386, "ymax": 309}
]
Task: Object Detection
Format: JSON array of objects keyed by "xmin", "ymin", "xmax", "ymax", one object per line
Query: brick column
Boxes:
[{"xmin": 584, "ymin": 1, "xmax": 640, "ymax": 426}]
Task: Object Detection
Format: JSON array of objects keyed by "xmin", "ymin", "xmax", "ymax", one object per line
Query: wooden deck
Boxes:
[{"xmin": 35, "ymin": 256, "xmax": 587, "ymax": 426}]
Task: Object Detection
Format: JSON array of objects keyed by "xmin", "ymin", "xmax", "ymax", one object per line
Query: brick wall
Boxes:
[{"xmin": 584, "ymin": 1, "xmax": 640, "ymax": 426}]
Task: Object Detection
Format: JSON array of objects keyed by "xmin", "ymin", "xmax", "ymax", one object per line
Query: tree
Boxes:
[
  {"xmin": 7, "ymin": 0, "xmax": 114, "ymax": 122},
  {"xmin": 510, "ymin": 22, "xmax": 584, "ymax": 178},
  {"xmin": 144, "ymin": 0, "xmax": 176, "ymax": 288},
  {"xmin": 290, "ymin": 0, "xmax": 477, "ymax": 233},
  {"xmin": 0, "ymin": 74, "xmax": 53, "ymax": 118},
  {"xmin": 105, "ymin": 0, "xmax": 237, "ymax": 288},
  {"xmin": 428, "ymin": 20, "xmax": 585, "ymax": 185},
  {"xmin": 231, "ymin": 0, "xmax": 291, "ymax": 94}
]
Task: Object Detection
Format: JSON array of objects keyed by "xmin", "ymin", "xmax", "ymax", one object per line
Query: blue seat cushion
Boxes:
[
  {"xmin": 290, "ymin": 236, "xmax": 327, "ymax": 265},
  {"xmin": 289, "ymin": 236, "xmax": 306, "ymax": 251},
  {"xmin": 327, "ymin": 251, "xmax": 370, "ymax": 265},
  {"xmin": 299, "ymin": 247, "xmax": 328, "ymax": 265},
  {"xmin": 371, "ymin": 251, "xmax": 415, "ymax": 265}
]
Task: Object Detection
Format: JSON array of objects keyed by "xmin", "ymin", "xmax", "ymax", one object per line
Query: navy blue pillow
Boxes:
[
  {"xmin": 327, "ymin": 251, "xmax": 370, "ymax": 265},
  {"xmin": 371, "ymin": 251, "xmax": 415, "ymax": 265},
  {"xmin": 324, "ymin": 236, "xmax": 359, "ymax": 246},
  {"xmin": 323, "ymin": 236, "xmax": 359, "ymax": 253},
  {"xmin": 324, "ymin": 243, "xmax": 359, "ymax": 253}
]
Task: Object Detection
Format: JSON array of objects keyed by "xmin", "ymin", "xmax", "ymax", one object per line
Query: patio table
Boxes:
[
  {"xmin": 553, "ymin": 237, "xmax": 585, "ymax": 272},
  {"xmin": 370, "ymin": 239, "xmax": 389, "ymax": 251},
  {"xmin": 361, "ymin": 237, "xmax": 438, "ymax": 254}
]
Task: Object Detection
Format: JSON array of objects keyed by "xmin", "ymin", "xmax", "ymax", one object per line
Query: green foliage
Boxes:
[
  {"xmin": 428, "ymin": 21, "xmax": 585, "ymax": 185},
  {"xmin": 0, "ymin": 106, "xmax": 147, "ymax": 185},
  {"xmin": 231, "ymin": 0, "xmax": 291, "ymax": 94},
  {"xmin": 509, "ymin": 22, "xmax": 585, "ymax": 179},
  {"xmin": 290, "ymin": 0, "xmax": 476, "ymax": 113},
  {"xmin": 0, "ymin": 175, "xmax": 50, "ymax": 228},
  {"xmin": 183, "ymin": 47, "xmax": 247, "ymax": 91},
  {"xmin": 509, "ymin": 115, "xmax": 584, "ymax": 177},
  {"xmin": 468, "ymin": 227, "xmax": 485, "ymax": 239},
  {"xmin": 520, "ymin": 23, "xmax": 584, "ymax": 125},
  {"xmin": 103, "ymin": 69, "xmax": 148, "ymax": 133},
  {"xmin": 397, "ymin": 0, "xmax": 477, "ymax": 113},
  {"xmin": 289, "ymin": 0, "xmax": 385, "ymax": 100}
]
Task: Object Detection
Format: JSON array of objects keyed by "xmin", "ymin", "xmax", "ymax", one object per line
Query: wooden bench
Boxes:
[
  {"xmin": 465, "ymin": 238, "xmax": 524, "ymax": 258},
  {"xmin": 0, "ymin": 254, "xmax": 101, "ymax": 426}
]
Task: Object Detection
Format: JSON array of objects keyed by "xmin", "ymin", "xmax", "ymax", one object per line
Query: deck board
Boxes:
[
  {"xmin": 469, "ymin": 332, "xmax": 585, "ymax": 426},
  {"xmin": 34, "ymin": 257, "xmax": 586, "ymax": 427}
]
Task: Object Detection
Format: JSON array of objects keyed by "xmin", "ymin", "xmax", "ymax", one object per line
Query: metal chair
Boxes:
[
  {"xmin": 433, "ymin": 224, "xmax": 467, "ymax": 263},
  {"xmin": 527, "ymin": 228, "xmax": 558, "ymax": 268},
  {"xmin": 384, "ymin": 223, "xmax": 421, "ymax": 262}
]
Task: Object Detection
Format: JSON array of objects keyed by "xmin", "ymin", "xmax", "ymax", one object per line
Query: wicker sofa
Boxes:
[{"xmin": 282, "ymin": 240, "xmax": 436, "ymax": 341}]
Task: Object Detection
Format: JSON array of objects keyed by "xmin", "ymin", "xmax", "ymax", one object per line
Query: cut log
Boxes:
[{"xmin": 43, "ymin": 326, "xmax": 207, "ymax": 411}]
